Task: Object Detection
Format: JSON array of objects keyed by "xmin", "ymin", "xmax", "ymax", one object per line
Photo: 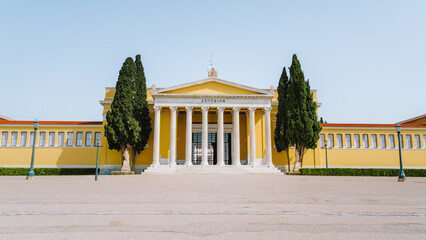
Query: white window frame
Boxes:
[
  {"xmin": 20, "ymin": 132, "xmax": 27, "ymax": 147},
  {"xmin": 371, "ymin": 134, "xmax": 377, "ymax": 148},
  {"xmin": 95, "ymin": 132, "xmax": 101, "ymax": 146},
  {"xmin": 379, "ymin": 134, "xmax": 386, "ymax": 148},
  {"xmin": 67, "ymin": 132, "xmax": 74, "ymax": 147},
  {"xmin": 1, "ymin": 132, "xmax": 8, "ymax": 146},
  {"xmin": 48, "ymin": 132, "xmax": 55, "ymax": 147},
  {"xmin": 11, "ymin": 132, "xmax": 18, "ymax": 147},
  {"xmin": 423, "ymin": 135, "xmax": 426, "ymax": 149},
  {"xmin": 58, "ymin": 132, "xmax": 64, "ymax": 147},
  {"xmin": 39, "ymin": 132, "xmax": 46, "ymax": 147},
  {"xmin": 362, "ymin": 134, "xmax": 369, "ymax": 148},
  {"xmin": 414, "ymin": 135, "xmax": 420, "ymax": 149},
  {"xmin": 76, "ymin": 132, "xmax": 83, "ymax": 147},
  {"xmin": 29, "ymin": 132, "xmax": 35, "ymax": 146},
  {"xmin": 345, "ymin": 134, "xmax": 351, "ymax": 148},
  {"xmin": 388, "ymin": 134, "xmax": 395, "ymax": 148},
  {"xmin": 406, "ymin": 135, "xmax": 412, "ymax": 149},
  {"xmin": 398, "ymin": 135, "xmax": 404, "ymax": 148},
  {"xmin": 354, "ymin": 134, "xmax": 360, "ymax": 148},
  {"xmin": 85, "ymin": 132, "xmax": 92, "ymax": 147},
  {"xmin": 336, "ymin": 134, "xmax": 343, "ymax": 148}
]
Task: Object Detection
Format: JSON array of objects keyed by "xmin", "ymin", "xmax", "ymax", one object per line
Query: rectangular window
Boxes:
[
  {"xmin": 337, "ymin": 134, "xmax": 343, "ymax": 148},
  {"xmin": 345, "ymin": 134, "xmax": 351, "ymax": 148},
  {"xmin": 48, "ymin": 132, "xmax": 55, "ymax": 147},
  {"xmin": 11, "ymin": 132, "xmax": 18, "ymax": 146},
  {"xmin": 423, "ymin": 135, "xmax": 426, "ymax": 149},
  {"xmin": 1, "ymin": 132, "xmax": 8, "ymax": 146},
  {"xmin": 76, "ymin": 132, "xmax": 83, "ymax": 146},
  {"xmin": 85, "ymin": 132, "xmax": 92, "ymax": 147},
  {"xmin": 94, "ymin": 132, "xmax": 101, "ymax": 146},
  {"xmin": 362, "ymin": 134, "xmax": 369, "ymax": 148},
  {"xmin": 327, "ymin": 134, "xmax": 334, "ymax": 148},
  {"xmin": 371, "ymin": 134, "xmax": 377, "ymax": 148},
  {"xmin": 58, "ymin": 132, "xmax": 64, "ymax": 147},
  {"xmin": 67, "ymin": 132, "xmax": 74, "ymax": 146},
  {"xmin": 379, "ymin": 134, "xmax": 386, "ymax": 148},
  {"xmin": 39, "ymin": 132, "xmax": 46, "ymax": 146},
  {"xmin": 388, "ymin": 135, "xmax": 395, "ymax": 148},
  {"xmin": 20, "ymin": 132, "xmax": 27, "ymax": 147},
  {"xmin": 29, "ymin": 132, "xmax": 35, "ymax": 146},
  {"xmin": 399, "ymin": 135, "xmax": 404, "ymax": 148},
  {"xmin": 414, "ymin": 135, "xmax": 420, "ymax": 149},
  {"xmin": 354, "ymin": 134, "xmax": 360, "ymax": 148},
  {"xmin": 406, "ymin": 135, "xmax": 412, "ymax": 148}
]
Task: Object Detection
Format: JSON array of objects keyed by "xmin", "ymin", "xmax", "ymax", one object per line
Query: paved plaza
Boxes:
[{"xmin": 0, "ymin": 174, "xmax": 425, "ymax": 239}]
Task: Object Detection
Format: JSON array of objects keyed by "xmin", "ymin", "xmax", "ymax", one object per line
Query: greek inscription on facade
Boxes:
[{"xmin": 201, "ymin": 98, "xmax": 225, "ymax": 103}]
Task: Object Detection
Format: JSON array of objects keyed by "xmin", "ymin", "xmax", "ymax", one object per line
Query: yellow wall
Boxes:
[
  {"xmin": 2, "ymin": 85, "xmax": 426, "ymax": 171},
  {"xmin": 0, "ymin": 124, "xmax": 102, "ymax": 167}
]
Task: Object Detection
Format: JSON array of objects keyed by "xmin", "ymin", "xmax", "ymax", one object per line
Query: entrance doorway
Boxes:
[{"xmin": 192, "ymin": 133, "xmax": 232, "ymax": 165}]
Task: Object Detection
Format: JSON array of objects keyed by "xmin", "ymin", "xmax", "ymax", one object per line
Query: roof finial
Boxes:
[{"xmin": 207, "ymin": 54, "xmax": 217, "ymax": 77}]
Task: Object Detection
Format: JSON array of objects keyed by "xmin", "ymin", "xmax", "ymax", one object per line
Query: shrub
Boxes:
[
  {"xmin": 0, "ymin": 168, "xmax": 97, "ymax": 176},
  {"xmin": 300, "ymin": 168, "xmax": 426, "ymax": 177}
]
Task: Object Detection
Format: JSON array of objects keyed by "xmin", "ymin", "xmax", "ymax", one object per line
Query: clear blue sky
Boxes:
[{"xmin": 1, "ymin": 0, "xmax": 425, "ymax": 123}]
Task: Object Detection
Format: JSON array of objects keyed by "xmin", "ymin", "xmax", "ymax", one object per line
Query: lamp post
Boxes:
[
  {"xmin": 95, "ymin": 143, "xmax": 102, "ymax": 181},
  {"xmin": 27, "ymin": 120, "xmax": 39, "ymax": 180},
  {"xmin": 325, "ymin": 138, "xmax": 329, "ymax": 169},
  {"xmin": 395, "ymin": 124, "xmax": 406, "ymax": 182}
]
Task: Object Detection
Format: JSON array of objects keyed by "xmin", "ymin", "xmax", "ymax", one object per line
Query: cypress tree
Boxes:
[
  {"xmin": 274, "ymin": 67, "xmax": 291, "ymax": 172},
  {"xmin": 130, "ymin": 54, "xmax": 152, "ymax": 171},
  {"xmin": 287, "ymin": 54, "xmax": 322, "ymax": 171},
  {"xmin": 104, "ymin": 57, "xmax": 140, "ymax": 170}
]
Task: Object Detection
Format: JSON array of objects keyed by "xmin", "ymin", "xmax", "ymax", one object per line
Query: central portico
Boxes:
[{"xmin": 144, "ymin": 68, "xmax": 281, "ymax": 174}]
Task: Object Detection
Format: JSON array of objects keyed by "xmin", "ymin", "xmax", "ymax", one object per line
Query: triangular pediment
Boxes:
[{"xmin": 151, "ymin": 78, "xmax": 273, "ymax": 96}]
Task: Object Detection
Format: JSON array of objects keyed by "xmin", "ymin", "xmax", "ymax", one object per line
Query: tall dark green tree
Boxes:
[
  {"xmin": 274, "ymin": 67, "xmax": 291, "ymax": 172},
  {"xmin": 287, "ymin": 54, "xmax": 322, "ymax": 170},
  {"xmin": 104, "ymin": 57, "xmax": 140, "ymax": 170},
  {"xmin": 130, "ymin": 54, "xmax": 152, "ymax": 171}
]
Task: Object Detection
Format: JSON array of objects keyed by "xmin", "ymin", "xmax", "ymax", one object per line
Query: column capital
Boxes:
[
  {"xmin": 185, "ymin": 106, "xmax": 193, "ymax": 111},
  {"xmin": 264, "ymin": 107, "xmax": 272, "ymax": 113},
  {"xmin": 154, "ymin": 106, "xmax": 162, "ymax": 111},
  {"xmin": 248, "ymin": 107, "xmax": 257, "ymax": 112},
  {"xmin": 201, "ymin": 106, "xmax": 209, "ymax": 112},
  {"xmin": 217, "ymin": 107, "xmax": 225, "ymax": 112},
  {"xmin": 170, "ymin": 106, "xmax": 178, "ymax": 111},
  {"xmin": 232, "ymin": 107, "xmax": 241, "ymax": 112}
]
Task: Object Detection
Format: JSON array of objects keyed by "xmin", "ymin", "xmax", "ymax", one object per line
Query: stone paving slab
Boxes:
[{"xmin": 0, "ymin": 175, "xmax": 425, "ymax": 239}]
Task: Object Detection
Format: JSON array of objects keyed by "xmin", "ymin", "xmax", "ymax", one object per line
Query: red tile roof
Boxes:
[
  {"xmin": 0, "ymin": 120, "xmax": 102, "ymax": 125},
  {"xmin": 321, "ymin": 123, "xmax": 426, "ymax": 128},
  {"xmin": 398, "ymin": 114, "xmax": 426, "ymax": 124}
]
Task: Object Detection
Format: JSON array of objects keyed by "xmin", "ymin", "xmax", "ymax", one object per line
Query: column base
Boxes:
[{"xmin": 111, "ymin": 171, "xmax": 135, "ymax": 175}]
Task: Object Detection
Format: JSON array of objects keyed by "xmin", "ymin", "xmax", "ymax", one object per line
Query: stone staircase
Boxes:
[{"xmin": 143, "ymin": 165, "xmax": 283, "ymax": 175}]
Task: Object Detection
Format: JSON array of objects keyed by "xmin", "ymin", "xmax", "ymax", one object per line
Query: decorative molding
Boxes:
[{"xmin": 151, "ymin": 77, "xmax": 274, "ymax": 96}]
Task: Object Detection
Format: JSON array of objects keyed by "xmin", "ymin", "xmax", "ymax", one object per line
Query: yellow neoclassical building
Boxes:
[{"xmin": 1, "ymin": 69, "xmax": 426, "ymax": 173}]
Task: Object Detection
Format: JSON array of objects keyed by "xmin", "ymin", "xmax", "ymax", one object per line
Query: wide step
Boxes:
[{"xmin": 143, "ymin": 165, "xmax": 283, "ymax": 175}]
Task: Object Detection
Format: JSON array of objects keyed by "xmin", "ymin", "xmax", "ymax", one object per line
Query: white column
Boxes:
[
  {"xmin": 152, "ymin": 106, "xmax": 161, "ymax": 166},
  {"xmin": 217, "ymin": 107, "xmax": 225, "ymax": 166},
  {"xmin": 169, "ymin": 106, "xmax": 178, "ymax": 167},
  {"xmin": 232, "ymin": 107, "xmax": 241, "ymax": 166},
  {"xmin": 264, "ymin": 107, "xmax": 273, "ymax": 166},
  {"xmin": 248, "ymin": 107, "xmax": 257, "ymax": 165},
  {"xmin": 185, "ymin": 106, "xmax": 193, "ymax": 166},
  {"xmin": 201, "ymin": 106, "xmax": 209, "ymax": 166}
]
